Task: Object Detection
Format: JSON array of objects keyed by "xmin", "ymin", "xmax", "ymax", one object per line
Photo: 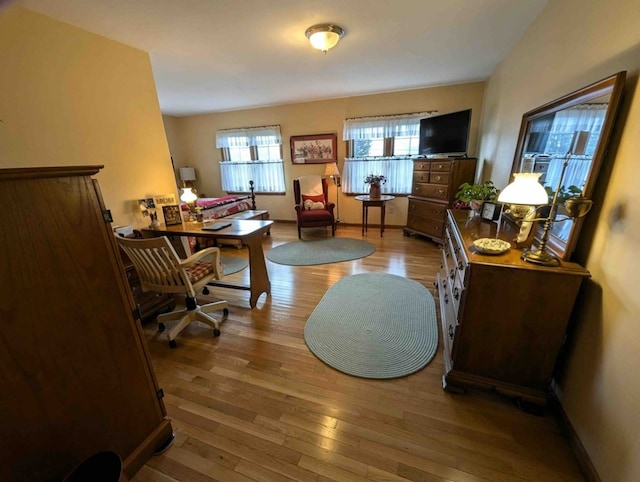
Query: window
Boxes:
[
  {"xmin": 342, "ymin": 112, "xmax": 433, "ymax": 194},
  {"xmin": 216, "ymin": 125, "xmax": 286, "ymax": 193}
]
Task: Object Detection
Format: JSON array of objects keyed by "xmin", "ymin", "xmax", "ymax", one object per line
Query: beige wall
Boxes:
[
  {"xmin": 479, "ymin": 0, "xmax": 640, "ymax": 480},
  {"xmin": 163, "ymin": 82, "xmax": 485, "ymax": 225},
  {"xmin": 0, "ymin": 7, "xmax": 177, "ymax": 228}
]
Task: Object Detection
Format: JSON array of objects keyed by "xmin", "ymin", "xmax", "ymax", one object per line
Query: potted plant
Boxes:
[
  {"xmin": 364, "ymin": 174, "xmax": 387, "ymax": 199},
  {"xmin": 455, "ymin": 181, "xmax": 499, "ymax": 213}
]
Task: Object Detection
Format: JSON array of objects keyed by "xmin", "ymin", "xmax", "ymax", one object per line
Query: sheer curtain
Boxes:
[
  {"xmin": 216, "ymin": 125, "xmax": 285, "ymax": 193},
  {"xmin": 542, "ymin": 104, "xmax": 607, "ymax": 241},
  {"xmin": 342, "ymin": 112, "xmax": 432, "ymax": 194},
  {"xmin": 343, "ymin": 157, "xmax": 414, "ymax": 194}
]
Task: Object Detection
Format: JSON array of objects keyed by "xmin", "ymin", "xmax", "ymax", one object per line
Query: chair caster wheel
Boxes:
[
  {"xmin": 213, "ymin": 328, "xmax": 221, "ymax": 337},
  {"xmin": 223, "ymin": 308, "xmax": 229, "ymax": 317},
  {"xmin": 202, "ymin": 286, "xmax": 210, "ymax": 295},
  {"xmin": 158, "ymin": 323, "xmax": 166, "ymax": 332},
  {"xmin": 169, "ymin": 340, "xmax": 177, "ymax": 348}
]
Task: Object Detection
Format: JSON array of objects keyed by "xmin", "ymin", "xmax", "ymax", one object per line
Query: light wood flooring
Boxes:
[{"xmin": 132, "ymin": 222, "xmax": 585, "ymax": 482}]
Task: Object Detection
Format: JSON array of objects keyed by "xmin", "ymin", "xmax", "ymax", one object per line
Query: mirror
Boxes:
[{"xmin": 511, "ymin": 71, "xmax": 626, "ymax": 261}]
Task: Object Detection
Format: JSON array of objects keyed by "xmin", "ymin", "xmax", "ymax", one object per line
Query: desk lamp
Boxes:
[
  {"xmin": 180, "ymin": 187, "xmax": 198, "ymax": 221},
  {"xmin": 499, "ymin": 150, "xmax": 593, "ymax": 266}
]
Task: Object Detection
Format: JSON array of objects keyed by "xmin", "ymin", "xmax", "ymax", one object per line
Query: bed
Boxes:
[{"xmin": 181, "ymin": 182, "xmax": 256, "ymax": 221}]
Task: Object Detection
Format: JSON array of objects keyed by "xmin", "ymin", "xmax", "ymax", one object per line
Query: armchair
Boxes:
[{"xmin": 294, "ymin": 175, "xmax": 336, "ymax": 239}]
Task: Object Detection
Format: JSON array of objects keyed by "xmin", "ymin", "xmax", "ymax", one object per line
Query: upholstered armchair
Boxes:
[{"xmin": 293, "ymin": 175, "xmax": 336, "ymax": 239}]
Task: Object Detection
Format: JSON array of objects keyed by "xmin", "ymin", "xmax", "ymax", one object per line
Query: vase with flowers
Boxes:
[{"xmin": 364, "ymin": 174, "xmax": 387, "ymax": 199}]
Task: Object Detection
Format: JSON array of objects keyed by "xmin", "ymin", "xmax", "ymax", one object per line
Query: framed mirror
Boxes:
[{"xmin": 510, "ymin": 71, "xmax": 626, "ymax": 261}]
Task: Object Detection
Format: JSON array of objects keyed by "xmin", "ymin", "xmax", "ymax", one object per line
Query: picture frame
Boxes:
[
  {"xmin": 290, "ymin": 133, "xmax": 337, "ymax": 164},
  {"xmin": 162, "ymin": 204, "xmax": 182, "ymax": 226},
  {"xmin": 480, "ymin": 201, "xmax": 502, "ymax": 221}
]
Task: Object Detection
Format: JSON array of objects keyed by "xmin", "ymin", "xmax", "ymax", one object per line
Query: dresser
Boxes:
[
  {"xmin": 404, "ymin": 157, "xmax": 477, "ymax": 242},
  {"xmin": 437, "ymin": 209, "xmax": 590, "ymax": 405},
  {"xmin": 0, "ymin": 166, "xmax": 173, "ymax": 481}
]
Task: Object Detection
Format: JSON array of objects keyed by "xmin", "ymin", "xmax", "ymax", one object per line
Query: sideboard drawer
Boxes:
[
  {"xmin": 429, "ymin": 171, "xmax": 450, "ymax": 185},
  {"xmin": 412, "ymin": 182, "xmax": 449, "ymax": 201},
  {"xmin": 408, "ymin": 198, "xmax": 446, "ymax": 221},
  {"xmin": 413, "ymin": 171, "xmax": 429, "ymax": 183},
  {"xmin": 430, "ymin": 160, "xmax": 452, "ymax": 172},
  {"xmin": 414, "ymin": 161, "xmax": 431, "ymax": 171}
]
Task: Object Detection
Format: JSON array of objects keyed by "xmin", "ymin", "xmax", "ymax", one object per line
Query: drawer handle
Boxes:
[
  {"xmin": 438, "ymin": 189, "xmax": 444, "ymax": 195},
  {"xmin": 435, "ymin": 176, "xmax": 442, "ymax": 181},
  {"xmin": 448, "ymin": 325, "xmax": 454, "ymax": 339},
  {"xmin": 438, "ymin": 164, "xmax": 444, "ymax": 169}
]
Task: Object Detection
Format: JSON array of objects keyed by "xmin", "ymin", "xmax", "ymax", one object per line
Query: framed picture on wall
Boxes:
[{"xmin": 290, "ymin": 133, "xmax": 337, "ymax": 164}]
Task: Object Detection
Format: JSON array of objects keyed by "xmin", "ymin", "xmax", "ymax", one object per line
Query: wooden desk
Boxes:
[
  {"xmin": 355, "ymin": 194, "xmax": 395, "ymax": 237},
  {"xmin": 142, "ymin": 220, "xmax": 273, "ymax": 308}
]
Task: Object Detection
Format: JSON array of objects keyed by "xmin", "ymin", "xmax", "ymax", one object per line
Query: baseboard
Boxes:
[{"xmin": 549, "ymin": 382, "xmax": 601, "ymax": 482}]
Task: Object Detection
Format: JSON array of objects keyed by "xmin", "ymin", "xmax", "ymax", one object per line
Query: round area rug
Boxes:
[
  {"xmin": 304, "ymin": 273, "xmax": 438, "ymax": 379},
  {"xmin": 220, "ymin": 255, "xmax": 248, "ymax": 275},
  {"xmin": 266, "ymin": 238, "xmax": 375, "ymax": 266}
]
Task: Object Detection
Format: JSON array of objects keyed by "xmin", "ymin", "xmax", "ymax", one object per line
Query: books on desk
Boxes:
[{"xmin": 202, "ymin": 222, "xmax": 231, "ymax": 231}]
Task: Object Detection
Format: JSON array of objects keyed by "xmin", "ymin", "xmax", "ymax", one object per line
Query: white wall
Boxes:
[{"xmin": 479, "ymin": 0, "xmax": 640, "ymax": 479}]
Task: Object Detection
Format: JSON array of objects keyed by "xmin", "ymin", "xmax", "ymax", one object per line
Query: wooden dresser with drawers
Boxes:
[{"xmin": 403, "ymin": 157, "xmax": 477, "ymax": 243}]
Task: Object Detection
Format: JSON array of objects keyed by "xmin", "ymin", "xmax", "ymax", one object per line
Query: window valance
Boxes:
[
  {"xmin": 342, "ymin": 112, "xmax": 435, "ymax": 140},
  {"xmin": 216, "ymin": 125, "xmax": 282, "ymax": 148}
]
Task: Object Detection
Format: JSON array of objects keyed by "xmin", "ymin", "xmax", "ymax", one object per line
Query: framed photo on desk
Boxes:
[{"xmin": 162, "ymin": 204, "xmax": 182, "ymax": 226}]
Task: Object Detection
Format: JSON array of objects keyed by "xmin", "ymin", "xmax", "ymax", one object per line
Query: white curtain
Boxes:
[
  {"xmin": 216, "ymin": 125, "xmax": 281, "ymax": 147},
  {"xmin": 220, "ymin": 160, "xmax": 285, "ymax": 193},
  {"xmin": 343, "ymin": 157, "xmax": 414, "ymax": 194},
  {"xmin": 343, "ymin": 112, "xmax": 433, "ymax": 140}
]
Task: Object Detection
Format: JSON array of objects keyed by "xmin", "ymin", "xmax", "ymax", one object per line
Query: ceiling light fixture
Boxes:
[{"xmin": 305, "ymin": 24, "xmax": 345, "ymax": 54}]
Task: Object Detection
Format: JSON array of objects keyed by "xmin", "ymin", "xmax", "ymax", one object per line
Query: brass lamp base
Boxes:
[{"xmin": 521, "ymin": 249, "xmax": 560, "ymax": 266}]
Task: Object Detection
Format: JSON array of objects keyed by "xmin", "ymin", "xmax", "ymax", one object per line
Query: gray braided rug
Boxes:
[
  {"xmin": 220, "ymin": 255, "xmax": 248, "ymax": 275},
  {"xmin": 266, "ymin": 238, "xmax": 375, "ymax": 266},
  {"xmin": 304, "ymin": 273, "xmax": 438, "ymax": 379}
]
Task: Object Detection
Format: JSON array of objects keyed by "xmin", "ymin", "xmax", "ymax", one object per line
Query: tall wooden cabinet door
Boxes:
[{"xmin": 0, "ymin": 167, "xmax": 172, "ymax": 482}]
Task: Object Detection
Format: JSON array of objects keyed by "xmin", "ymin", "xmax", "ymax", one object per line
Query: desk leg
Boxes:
[
  {"xmin": 361, "ymin": 203, "xmax": 366, "ymax": 236},
  {"xmin": 380, "ymin": 202, "xmax": 386, "ymax": 237},
  {"xmin": 244, "ymin": 233, "xmax": 271, "ymax": 308}
]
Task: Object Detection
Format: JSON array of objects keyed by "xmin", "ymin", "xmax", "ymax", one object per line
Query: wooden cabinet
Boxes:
[
  {"xmin": 437, "ymin": 210, "xmax": 590, "ymax": 405},
  {"xmin": 0, "ymin": 166, "xmax": 173, "ymax": 481},
  {"xmin": 404, "ymin": 157, "xmax": 477, "ymax": 242}
]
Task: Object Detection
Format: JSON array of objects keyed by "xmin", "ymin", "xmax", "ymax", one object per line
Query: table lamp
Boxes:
[
  {"xmin": 499, "ymin": 151, "xmax": 593, "ymax": 266},
  {"xmin": 179, "ymin": 167, "xmax": 196, "ymax": 188},
  {"xmin": 180, "ymin": 187, "xmax": 198, "ymax": 220}
]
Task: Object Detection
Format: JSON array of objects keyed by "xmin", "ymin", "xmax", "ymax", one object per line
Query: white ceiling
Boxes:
[{"xmin": 18, "ymin": 0, "xmax": 548, "ymax": 116}]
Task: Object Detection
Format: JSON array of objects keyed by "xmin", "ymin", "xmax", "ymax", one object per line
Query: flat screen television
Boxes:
[{"xmin": 419, "ymin": 109, "xmax": 471, "ymax": 157}]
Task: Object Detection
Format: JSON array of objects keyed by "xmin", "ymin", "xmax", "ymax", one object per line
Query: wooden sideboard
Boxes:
[
  {"xmin": 0, "ymin": 166, "xmax": 173, "ymax": 481},
  {"xmin": 404, "ymin": 157, "xmax": 477, "ymax": 243},
  {"xmin": 437, "ymin": 209, "xmax": 590, "ymax": 405}
]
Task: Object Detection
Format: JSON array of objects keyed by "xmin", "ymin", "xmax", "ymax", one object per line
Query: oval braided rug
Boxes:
[
  {"xmin": 266, "ymin": 238, "xmax": 375, "ymax": 266},
  {"xmin": 304, "ymin": 273, "xmax": 438, "ymax": 379}
]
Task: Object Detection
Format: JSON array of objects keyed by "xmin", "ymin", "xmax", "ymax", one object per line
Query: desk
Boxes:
[
  {"xmin": 142, "ymin": 220, "xmax": 273, "ymax": 308},
  {"xmin": 354, "ymin": 195, "xmax": 395, "ymax": 237}
]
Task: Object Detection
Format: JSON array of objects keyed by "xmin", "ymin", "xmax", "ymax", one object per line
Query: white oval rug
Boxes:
[{"xmin": 304, "ymin": 273, "xmax": 438, "ymax": 379}]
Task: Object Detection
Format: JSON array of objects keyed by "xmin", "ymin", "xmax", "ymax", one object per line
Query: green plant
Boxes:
[
  {"xmin": 455, "ymin": 181, "xmax": 499, "ymax": 202},
  {"xmin": 544, "ymin": 184, "xmax": 582, "ymax": 203},
  {"xmin": 364, "ymin": 174, "xmax": 387, "ymax": 185}
]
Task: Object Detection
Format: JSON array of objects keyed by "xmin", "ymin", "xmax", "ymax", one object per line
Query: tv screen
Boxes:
[{"xmin": 419, "ymin": 109, "xmax": 471, "ymax": 156}]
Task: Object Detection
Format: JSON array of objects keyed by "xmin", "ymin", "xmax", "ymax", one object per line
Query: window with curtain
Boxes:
[
  {"xmin": 342, "ymin": 112, "xmax": 434, "ymax": 194},
  {"xmin": 216, "ymin": 125, "xmax": 286, "ymax": 193}
]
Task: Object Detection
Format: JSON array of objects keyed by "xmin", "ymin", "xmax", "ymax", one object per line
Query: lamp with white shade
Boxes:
[
  {"xmin": 323, "ymin": 162, "xmax": 341, "ymax": 223},
  {"xmin": 179, "ymin": 167, "xmax": 196, "ymax": 188},
  {"xmin": 498, "ymin": 151, "xmax": 593, "ymax": 266}
]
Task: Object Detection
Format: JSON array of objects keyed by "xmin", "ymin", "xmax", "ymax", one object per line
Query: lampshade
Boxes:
[
  {"xmin": 179, "ymin": 167, "xmax": 196, "ymax": 182},
  {"xmin": 497, "ymin": 173, "xmax": 548, "ymax": 205},
  {"xmin": 305, "ymin": 24, "xmax": 345, "ymax": 53},
  {"xmin": 323, "ymin": 162, "xmax": 340, "ymax": 178},
  {"xmin": 180, "ymin": 187, "xmax": 198, "ymax": 204}
]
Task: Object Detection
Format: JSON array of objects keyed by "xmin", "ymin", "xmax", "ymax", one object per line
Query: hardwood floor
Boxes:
[{"xmin": 132, "ymin": 222, "xmax": 585, "ymax": 482}]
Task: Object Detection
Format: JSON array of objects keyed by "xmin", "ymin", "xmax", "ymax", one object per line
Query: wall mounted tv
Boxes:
[{"xmin": 419, "ymin": 109, "xmax": 471, "ymax": 157}]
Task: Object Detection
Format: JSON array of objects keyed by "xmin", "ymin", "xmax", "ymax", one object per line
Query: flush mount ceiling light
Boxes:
[{"xmin": 305, "ymin": 24, "xmax": 345, "ymax": 53}]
